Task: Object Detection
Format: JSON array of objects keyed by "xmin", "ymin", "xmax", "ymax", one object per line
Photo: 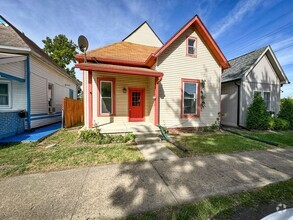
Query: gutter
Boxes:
[{"xmin": 0, "ymin": 45, "xmax": 31, "ymax": 54}]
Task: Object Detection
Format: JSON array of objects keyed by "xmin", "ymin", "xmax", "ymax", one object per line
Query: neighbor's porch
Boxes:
[{"xmin": 76, "ymin": 63, "xmax": 163, "ymax": 129}]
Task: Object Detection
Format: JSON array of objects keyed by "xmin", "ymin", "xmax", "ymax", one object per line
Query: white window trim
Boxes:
[
  {"xmin": 183, "ymin": 81, "xmax": 198, "ymax": 115},
  {"xmin": 0, "ymin": 80, "xmax": 12, "ymax": 109},
  {"xmin": 100, "ymin": 80, "xmax": 113, "ymax": 115}
]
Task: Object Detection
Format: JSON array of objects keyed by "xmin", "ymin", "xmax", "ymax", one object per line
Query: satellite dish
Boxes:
[{"xmin": 78, "ymin": 35, "xmax": 89, "ymax": 52}]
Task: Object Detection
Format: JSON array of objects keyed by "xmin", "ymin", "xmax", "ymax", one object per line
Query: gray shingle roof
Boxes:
[
  {"xmin": 0, "ymin": 24, "xmax": 29, "ymax": 49},
  {"xmin": 222, "ymin": 46, "xmax": 268, "ymax": 83}
]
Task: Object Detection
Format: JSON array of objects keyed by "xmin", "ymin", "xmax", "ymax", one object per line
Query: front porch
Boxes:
[
  {"xmin": 76, "ymin": 62, "xmax": 163, "ymax": 130},
  {"xmin": 97, "ymin": 122, "xmax": 160, "ymax": 134}
]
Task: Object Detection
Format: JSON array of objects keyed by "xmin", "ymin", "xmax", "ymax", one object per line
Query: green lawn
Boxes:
[
  {"xmin": 167, "ymin": 132, "xmax": 271, "ymax": 157},
  {"xmin": 0, "ymin": 128, "xmax": 144, "ymax": 177},
  {"xmin": 238, "ymin": 130, "xmax": 293, "ymax": 147},
  {"xmin": 126, "ymin": 179, "xmax": 293, "ymax": 220}
]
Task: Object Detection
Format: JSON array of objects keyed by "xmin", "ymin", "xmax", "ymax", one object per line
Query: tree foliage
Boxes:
[
  {"xmin": 278, "ymin": 98, "xmax": 293, "ymax": 129},
  {"xmin": 42, "ymin": 34, "xmax": 77, "ymax": 78},
  {"xmin": 247, "ymin": 93, "xmax": 270, "ymax": 130}
]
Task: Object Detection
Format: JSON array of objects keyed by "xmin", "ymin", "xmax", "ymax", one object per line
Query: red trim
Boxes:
[
  {"xmin": 75, "ymin": 63, "xmax": 163, "ymax": 78},
  {"xmin": 186, "ymin": 36, "xmax": 197, "ymax": 57},
  {"xmin": 97, "ymin": 77, "xmax": 116, "ymax": 117},
  {"xmin": 146, "ymin": 15, "xmax": 230, "ymax": 69},
  {"xmin": 154, "ymin": 77, "xmax": 160, "ymax": 125},
  {"xmin": 128, "ymin": 88, "xmax": 145, "ymax": 122},
  {"xmin": 75, "ymin": 55, "xmax": 147, "ymax": 67},
  {"xmin": 88, "ymin": 71, "xmax": 93, "ymax": 128},
  {"xmin": 181, "ymin": 78, "xmax": 201, "ymax": 118}
]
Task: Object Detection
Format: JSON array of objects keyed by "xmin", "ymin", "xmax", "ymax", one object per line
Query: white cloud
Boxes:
[{"xmin": 211, "ymin": 0, "xmax": 263, "ymax": 38}]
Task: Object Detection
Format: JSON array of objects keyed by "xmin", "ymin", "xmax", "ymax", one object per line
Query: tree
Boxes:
[
  {"xmin": 42, "ymin": 34, "xmax": 77, "ymax": 78},
  {"xmin": 42, "ymin": 34, "xmax": 81, "ymax": 97},
  {"xmin": 246, "ymin": 93, "xmax": 270, "ymax": 130},
  {"xmin": 278, "ymin": 98, "xmax": 293, "ymax": 129}
]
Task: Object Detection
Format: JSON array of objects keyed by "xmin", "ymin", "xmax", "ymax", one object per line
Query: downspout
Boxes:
[
  {"xmin": 26, "ymin": 54, "xmax": 31, "ymax": 130},
  {"xmin": 235, "ymin": 81, "xmax": 240, "ymax": 126},
  {"xmin": 235, "ymin": 80, "xmax": 248, "ymax": 130}
]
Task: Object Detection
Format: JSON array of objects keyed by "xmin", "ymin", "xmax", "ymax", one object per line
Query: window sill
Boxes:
[{"xmin": 181, "ymin": 114, "xmax": 200, "ymax": 118}]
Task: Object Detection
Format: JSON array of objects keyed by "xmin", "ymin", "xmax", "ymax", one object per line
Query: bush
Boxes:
[
  {"xmin": 268, "ymin": 117, "xmax": 289, "ymax": 130},
  {"xmin": 79, "ymin": 129, "xmax": 136, "ymax": 144},
  {"xmin": 278, "ymin": 98, "xmax": 293, "ymax": 129},
  {"xmin": 247, "ymin": 93, "xmax": 270, "ymax": 130}
]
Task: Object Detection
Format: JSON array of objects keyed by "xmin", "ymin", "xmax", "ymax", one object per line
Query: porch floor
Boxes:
[{"xmin": 98, "ymin": 122, "xmax": 160, "ymax": 134}]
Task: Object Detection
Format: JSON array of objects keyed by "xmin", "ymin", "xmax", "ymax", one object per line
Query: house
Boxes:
[
  {"xmin": 75, "ymin": 15, "xmax": 229, "ymax": 132},
  {"xmin": 221, "ymin": 46, "xmax": 289, "ymax": 127},
  {"xmin": 0, "ymin": 16, "xmax": 78, "ymax": 139}
]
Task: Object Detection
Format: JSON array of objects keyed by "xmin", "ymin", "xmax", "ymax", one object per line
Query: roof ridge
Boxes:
[{"xmin": 228, "ymin": 45, "xmax": 269, "ymax": 62}]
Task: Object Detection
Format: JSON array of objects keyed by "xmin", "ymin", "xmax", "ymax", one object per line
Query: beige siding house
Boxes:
[
  {"xmin": 221, "ymin": 46, "xmax": 289, "ymax": 127},
  {"xmin": 76, "ymin": 16, "xmax": 229, "ymax": 131}
]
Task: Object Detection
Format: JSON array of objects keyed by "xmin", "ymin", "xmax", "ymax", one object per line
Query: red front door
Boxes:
[{"xmin": 129, "ymin": 88, "xmax": 145, "ymax": 122}]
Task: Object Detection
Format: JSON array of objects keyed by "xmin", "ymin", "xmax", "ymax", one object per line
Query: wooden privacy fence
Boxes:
[{"xmin": 62, "ymin": 97, "xmax": 84, "ymax": 128}]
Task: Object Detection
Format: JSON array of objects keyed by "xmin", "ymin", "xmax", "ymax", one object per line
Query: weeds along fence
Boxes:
[{"xmin": 62, "ymin": 98, "xmax": 84, "ymax": 128}]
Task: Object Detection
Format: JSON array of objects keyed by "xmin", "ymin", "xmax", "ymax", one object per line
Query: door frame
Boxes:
[{"xmin": 128, "ymin": 88, "xmax": 145, "ymax": 122}]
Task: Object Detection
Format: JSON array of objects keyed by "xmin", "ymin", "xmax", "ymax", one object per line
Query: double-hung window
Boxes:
[
  {"xmin": 264, "ymin": 92, "xmax": 271, "ymax": 111},
  {"xmin": 181, "ymin": 79, "xmax": 200, "ymax": 118},
  {"xmin": 0, "ymin": 81, "xmax": 11, "ymax": 108},
  {"xmin": 98, "ymin": 78, "xmax": 115, "ymax": 115},
  {"xmin": 186, "ymin": 37, "xmax": 197, "ymax": 56}
]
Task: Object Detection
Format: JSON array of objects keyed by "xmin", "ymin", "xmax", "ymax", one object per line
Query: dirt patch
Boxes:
[{"xmin": 0, "ymin": 165, "xmax": 17, "ymax": 175}]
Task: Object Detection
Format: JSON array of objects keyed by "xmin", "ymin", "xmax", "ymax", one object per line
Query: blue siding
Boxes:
[{"xmin": 0, "ymin": 112, "xmax": 25, "ymax": 139}]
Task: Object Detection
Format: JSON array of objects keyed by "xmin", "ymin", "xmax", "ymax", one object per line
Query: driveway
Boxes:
[{"xmin": 0, "ymin": 147, "xmax": 292, "ymax": 219}]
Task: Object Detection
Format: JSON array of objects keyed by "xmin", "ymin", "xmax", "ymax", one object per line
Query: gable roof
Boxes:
[
  {"xmin": 122, "ymin": 21, "xmax": 163, "ymax": 47},
  {"xmin": 75, "ymin": 15, "xmax": 229, "ymax": 69},
  {"xmin": 222, "ymin": 46, "xmax": 289, "ymax": 84},
  {"xmin": 146, "ymin": 15, "xmax": 230, "ymax": 69},
  {"xmin": 75, "ymin": 41, "xmax": 159, "ymax": 66},
  {"xmin": 0, "ymin": 15, "xmax": 78, "ymax": 85}
]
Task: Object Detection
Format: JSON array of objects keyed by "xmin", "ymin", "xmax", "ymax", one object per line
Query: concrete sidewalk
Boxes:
[{"xmin": 0, "ymin": 147, "xmax": 292, "ymax": 219}]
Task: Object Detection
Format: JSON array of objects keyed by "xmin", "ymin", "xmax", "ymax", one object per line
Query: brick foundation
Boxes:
[{"xmin": 0, "ymin": 111, "xmax": 25, "ymax": 139}]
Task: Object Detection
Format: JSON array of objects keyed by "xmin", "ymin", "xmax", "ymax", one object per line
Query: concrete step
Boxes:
[
  {"xmin": 134, "ymin": 132, "xmax": 161, "ymax": 138},
  {"xmin": 135, "ymin": 136, "xmax": 161, "ymax": 145}
]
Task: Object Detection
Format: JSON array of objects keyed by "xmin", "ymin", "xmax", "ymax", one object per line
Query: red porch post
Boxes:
[
  {"xmin": 88, "ymin": 71, "xmax": 93, "ymax": 128},
  {"xmin": 154, "ymin": 76, "xmax": 160, "ymax": 126}
]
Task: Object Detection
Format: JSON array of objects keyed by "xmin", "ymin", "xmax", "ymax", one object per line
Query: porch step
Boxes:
[
  {"xmin": 133, "ymin": 131, "xmax": 161, "ymax": 138},
  {"xmin": 135, "ymin": 136, "xmax": 162, "ymax": 145}
]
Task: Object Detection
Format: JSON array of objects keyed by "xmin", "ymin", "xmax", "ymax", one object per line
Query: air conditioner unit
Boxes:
[{"xmin": 49, "ymin": 106, "xmax": 55, "ymax": 113}]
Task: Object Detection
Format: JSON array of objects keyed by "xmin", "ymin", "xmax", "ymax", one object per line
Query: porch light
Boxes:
[{"xmin": 123, "ymin": 87, "xmax": 127, "ymax": 93}]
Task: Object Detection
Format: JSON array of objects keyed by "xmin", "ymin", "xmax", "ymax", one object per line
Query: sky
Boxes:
[{"xmin": 1, "ymin": 0, "xmax": 293, "ymax": 97}]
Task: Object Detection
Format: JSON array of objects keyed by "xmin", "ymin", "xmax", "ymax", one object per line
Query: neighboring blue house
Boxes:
[{"xmin": 0, "ymin": 16, "xmax": 78, "ymax": 139}]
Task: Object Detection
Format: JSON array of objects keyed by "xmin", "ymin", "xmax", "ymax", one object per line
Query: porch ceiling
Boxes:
[{"xmin": 75, "ymin": 62, "xmax": 163, "ymax": 78}]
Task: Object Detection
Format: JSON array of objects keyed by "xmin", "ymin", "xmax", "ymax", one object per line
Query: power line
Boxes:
[
  {"xmin": 222, "ymin": 9, "xmax": 293, "ymax": 48},
  {"xmin": 225, "ymin": 22, "xmax": 293, "ymax": 57}
]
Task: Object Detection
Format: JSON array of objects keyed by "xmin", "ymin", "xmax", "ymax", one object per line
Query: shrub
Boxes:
[
  {"xmin": 79, "ymin": 129, "xmax": 136, "ymax": 144},
  {"xmin": 268, "ymin": 117, "xmax": 289, "ymax": 130},
  {"xmin": 247, "ymin": 93, "xmax": 270, "ymax": 130},
  {"xmin": 278, "ymin": 98, "xmax": 293, "ymax": 129}
]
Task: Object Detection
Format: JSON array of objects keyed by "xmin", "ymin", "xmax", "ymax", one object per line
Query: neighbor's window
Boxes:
[
  {"xmin": 182, "ymin": 79, "xmax": 200, "ymax": 117},
  {"xmin": 0, "ymin": 81, "xmax": 11, "ymax": 107},
  {"xmin": 100, "ymin": 80, "xmax": 113, "ymax": 114},
  {"xmin": 187, "ymin": 37, "xmax": 197, "ymax": 56},
  {"xmin": 264, "ymin": 92, "xmax": 271, "ymax": 110},
  {"xmin": 69, "ymin": 89, "xmax": 74, "ymax": 99}
]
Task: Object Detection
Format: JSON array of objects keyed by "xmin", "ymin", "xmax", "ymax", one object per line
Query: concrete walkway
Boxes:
[
  {"xmin": 137, "ymin": 143, "xmax": 179, "ymax": 161},
  {"xmin": 0, "ymin": 147, "xmax": 292, "ymax": 219}
]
